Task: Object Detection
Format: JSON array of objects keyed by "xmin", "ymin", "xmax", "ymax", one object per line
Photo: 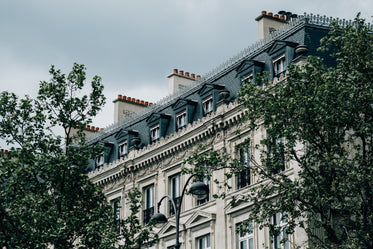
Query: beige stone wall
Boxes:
[{"xmin": 89, "ymin": 87, "xmax": 308, "ymax": 248}]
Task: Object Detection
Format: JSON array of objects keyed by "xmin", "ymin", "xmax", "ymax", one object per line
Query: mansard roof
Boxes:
[{"xmin": 86, "ymin": 13, "xmax": 347, "ymax": 172}]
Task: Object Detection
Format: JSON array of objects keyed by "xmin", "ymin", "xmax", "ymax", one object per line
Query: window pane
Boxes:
[
  {"xmin": 240, "ymin": 241, "xmax": 247, "ymax": 249},
  {"xmin": 249, "ymin": 238, "xmax": 253, "ymax": 249}
]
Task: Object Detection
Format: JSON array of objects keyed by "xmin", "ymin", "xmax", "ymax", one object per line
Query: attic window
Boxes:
[
  {"xmin": 202, "ymin": 97, "xmax": 213, "ymax": 116},
  {"xmin": 119, "ymin": 142, "xmax": 127, "ymax": 157},
  {"xmin": 96, "ymin": 153, "xmax": 104, "ymax": 167},
  {"xmin": 273, "ymin": 55, "xmax": 286, "ymax": 76},
  {"xmin": 150, "ymin": 125, "xmax": 160, "ymax": 142},
  {"xmin": 241, "ymin": 73, "xmax": 253, "ymax": 83},
  {"xmin": 176, "ymin": 111, "xmax": 187, "ymax": 130}
]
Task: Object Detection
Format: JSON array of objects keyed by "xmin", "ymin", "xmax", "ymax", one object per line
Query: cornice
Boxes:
[{"xmin": 89, "ymin": 100, "xmax": 246, "ymax": 186}]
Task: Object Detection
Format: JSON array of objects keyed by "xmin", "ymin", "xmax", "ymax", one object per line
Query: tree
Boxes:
[
  {"xmin": 185, "ymin": 15, "xmax": 373, "ymax": 248},
  {"xmin": 119, "ymin": 188, "xmax": 158, "ymax": 249},
  {"xmin": 0, "ymin": 63, "xmax": 117, "ymax": 248}
]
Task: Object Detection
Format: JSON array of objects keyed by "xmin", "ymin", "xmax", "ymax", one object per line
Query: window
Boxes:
[
  {"xmin": 150, "ymin": 125, "xmax": 160, "ymax": 142},
  {"xmin": 96, "ymin": 153, "xmax": 104, "ymax": 167},
  {"xmin": 237, "ymin": 221, "xmax": 254, "ymax": 249},
  {"xmin": 176, "ymin": 112, "xmax": 187, "ymax": 130},
  {"xmin": 241, "ymin": 73, "xmax": 253, "ymax": 83},
  {"xmin": 111, "ymin": 198, "xmax": 121, "ymax": 231},
  {"xmin": 202, "ymin": 97, "xmax": 213, "ymax": 116},
  {"xmin": 273, "ymin": 212, "xmax": 289, "ymax": 249},
  {"xmin": 237, "ymin": 144, "xmax": 251, "ymax": 189},
  {"xmin": 169, "ymin": 174, "xmax": 181, "ymax": 216},
  {"xmin": 197, "ymin": 177, "xmax": 209, "ymax": 206},
  {"xmin": 273, "ymin": 55, "xmax": 286, "ymax": 76},
  {"xmin": 143, "ymin": 184, "xmax": 154, "ymax": 224},
  {"xmin": 119, "ymin": 142, "xmax": 127, "ymax": 157},
  {"xmin": 197, "ymin": 234, "xmax": 211, "ymax": 249},
  {"xmin": 269, "ymin": 137, "xmax": 285, "ymax": 174}
]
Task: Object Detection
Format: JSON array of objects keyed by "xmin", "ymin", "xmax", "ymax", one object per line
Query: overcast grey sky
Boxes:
[{"xmin": 0, "ymin": 0, "xmax": 372, "ymax": 148}]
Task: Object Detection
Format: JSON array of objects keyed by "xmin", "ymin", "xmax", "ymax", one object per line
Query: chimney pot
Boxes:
[
  {"xmin": 179, "ymin": 70, "xmax": 184, "ymax": 76},
  {"xmin": 96, "ymin": 127, "xmax": 100, "ymax": 131},
  {"xmin": 286, "ymin": 18, "xmax": 291, "ymax": 22},
  {"xmin": 191, "ymin": 73, "xmax": 195, "ymax": 78},
  {"xmin": 91, "ymin": 126, "xmax": 95, "ymax": 130},
  {"xmin": 0, "ymin": 149, "xmax": 3, "ymax": 153},
  {"xmin": 268, "ymin": 12, "xmax": 273, "ymax": 17},
  {"xmin": 100, "ymin": 128, "xmax": 104, "ymax": 131},
  {"xmin": 87, "ymin": 125, "xmax": 90, "ymax": 129},
  {"xmin": 126, "ymin": 96, "xmax": 131, "ymax": 101},
  {"xmin": 280, "ymin": 16, "xmax": 285, "ymax": 20},
  {"xmin": 173, "ymin": 69, "xmax": 178, "ymax": 74},
  {"xmin": 118, "ymin": 94, "xmax": 122, "ymax": 99},
  {"xmin": 274, "ymin": 14, "xmax": 279, "ymax": 18},
  {"xmin": 185, "ymin": 72, "xmax": 190, "ymax": 77},
  {"xmin": 122, "ymin": 95, "xmax": 126, "ymax": 100},
  {"xmin": 197, "ymin": 75, "xmax": 201, "ymax": 79},
  {"xmin": 145, "ymin": 101, "xmax": 149, "ymax": 106},
  {"xmin": 261, "ymin": 11, "xmax": 267, "ymax": 15},
  {"xmin": 5, "ymin": 150, "xmax": 8, "ymax": 153},
  {"xmin": 136, "ymin": 99, "xmax": 140, "ymax": 104},
  {"xmin": 140, "ymin": 100, "xmax": 145, "ymax": 105},
  {"xmin": 131, "ymin": 98, "xmax": 136, "ymax": 102}
]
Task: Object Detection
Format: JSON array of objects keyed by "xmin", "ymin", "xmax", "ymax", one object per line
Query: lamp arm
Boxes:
[
  {"xmin": 178, "ymin": 173, "xmax": 200, "ymax": 215},
  {"xmin": 157, "ymin": 195, "xmax": 176, "ymax": 214}
]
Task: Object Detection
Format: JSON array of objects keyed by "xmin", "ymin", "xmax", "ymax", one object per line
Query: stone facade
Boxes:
[{"xmin": 87, "ymin": 12, "xmax": 341, "ymax": 249}]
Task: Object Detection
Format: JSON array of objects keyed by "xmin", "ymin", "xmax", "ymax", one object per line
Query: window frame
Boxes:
[
  {"xmin": 237, "ymin": 220, "xmax": 254, "ymax": 249},
  {"xmin": 237, "ymin": 143, "xmax": 251, "ymax": 189},
  {"xmin": 96, "ymin": 153, "xmax": 104, "ymax": 167},
  {"xmin": 168, "ymin": 173, "xmax": 181, "ymax": 216},
  {"xmin": 150, "ymin": 125, "xmax": 160, "ymax": 142},
  {"xmin": 272, "ymin": 212, "xmax": 289, "ymax": 249},
  {"xmin": 176, "ymin": 111, "xmax": 187, "ymax": 130},
  {"xmin": 143, "ymin": 184, "xmax": 155, "ymax": 224},
  {"xmin": 118, "ymin": 141, "xmax": 128, "ymax": 157},
  {"xmin": 197, "ymin": 233, "xmax": 211, "ymax": 249},
  {"xmin": 269, "ymin": 137, "xmax": 285, "ymax": 175},
  {"xmin": 273, "ymin": 54, "xmax": 286, "ymax": 77},
  {"xmin": 110, "ymin": 197, "xmax": 121, "ymax": 231},
  {"xmin": 202, "ymin": 96, "xmax": 213, "ymax": 116},
  {"xmin": 241, "ymin": 73, "xmax": 254, "ymax": 84}
]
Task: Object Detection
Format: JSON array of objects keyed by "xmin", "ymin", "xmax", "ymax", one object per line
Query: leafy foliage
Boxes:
[
  {"xmin": 0, "ymin": 63, "xmax": 117, "ymax": 248},
  {"xmin": 119, "ymin": 188, "xmax": 158, "ymax": 249},
  {"xmin": 185, "ymin": 15, "xmax": 373, "ymax": 249}
]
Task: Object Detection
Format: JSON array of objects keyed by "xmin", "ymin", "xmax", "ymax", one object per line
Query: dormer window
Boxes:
[
  {"xmin": 176, "ymin": 112, "xmax": 187, "ymax": 130},
  {"xmin": 119, "ymin": 142, "xmax": 127, "ymax": 157},
  {"xmin": 273, "ymin": 54, "xmax": 286, "ymax": 76},
  {"xmin": 241, "ymin": 73, "xmax": 253, "ymax": 84},
  {"xmin": 202, "ymin": 97, "xmax": 213, "ymax": 116},
  {"xmin": 150, "ymin": 125, "xmax": 160, "ymax": 142},
  {"xmin": 96, "ymin": 153, "xmax": 104, "ymax": 167}
]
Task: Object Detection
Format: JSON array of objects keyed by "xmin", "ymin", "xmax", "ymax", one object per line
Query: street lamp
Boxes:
[{"xmin": 151, "ymin": 173, "xmax": 209, "ymax": 249}]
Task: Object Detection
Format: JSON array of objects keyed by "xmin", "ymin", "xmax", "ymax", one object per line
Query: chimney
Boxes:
[
  {"xmin": 167, "ymin": 69, "xmax": 197, "ymax": 95},
  {"xmin": 255, "ymin": 10, "xmax": 288, "ymax": 40},
  {"xmin": 113, "ymin": 94, "xmax": 150, "ymax": 123}
]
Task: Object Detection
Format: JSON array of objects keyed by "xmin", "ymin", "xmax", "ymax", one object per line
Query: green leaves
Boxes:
[
  {"xmin": 184, "ymin": 14, "xmax": 373, "ymax": 249},
  {"xmin": 240, "ymin": 15, "xmax": 373, "ymax": 248},
  {"xmin": 0, "ymin": 64, "xmax": 117, "ymax": 248}
]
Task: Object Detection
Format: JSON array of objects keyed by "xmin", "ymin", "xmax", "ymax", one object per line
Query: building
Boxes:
[{"xmin": 87, "ymin": 11, "xmax": 337, "ymax": 249}]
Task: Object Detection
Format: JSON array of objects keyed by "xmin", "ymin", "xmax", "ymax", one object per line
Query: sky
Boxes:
[{"xmin": 0, "ymin": 0, "xmax": 372, "ymax": 148}]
